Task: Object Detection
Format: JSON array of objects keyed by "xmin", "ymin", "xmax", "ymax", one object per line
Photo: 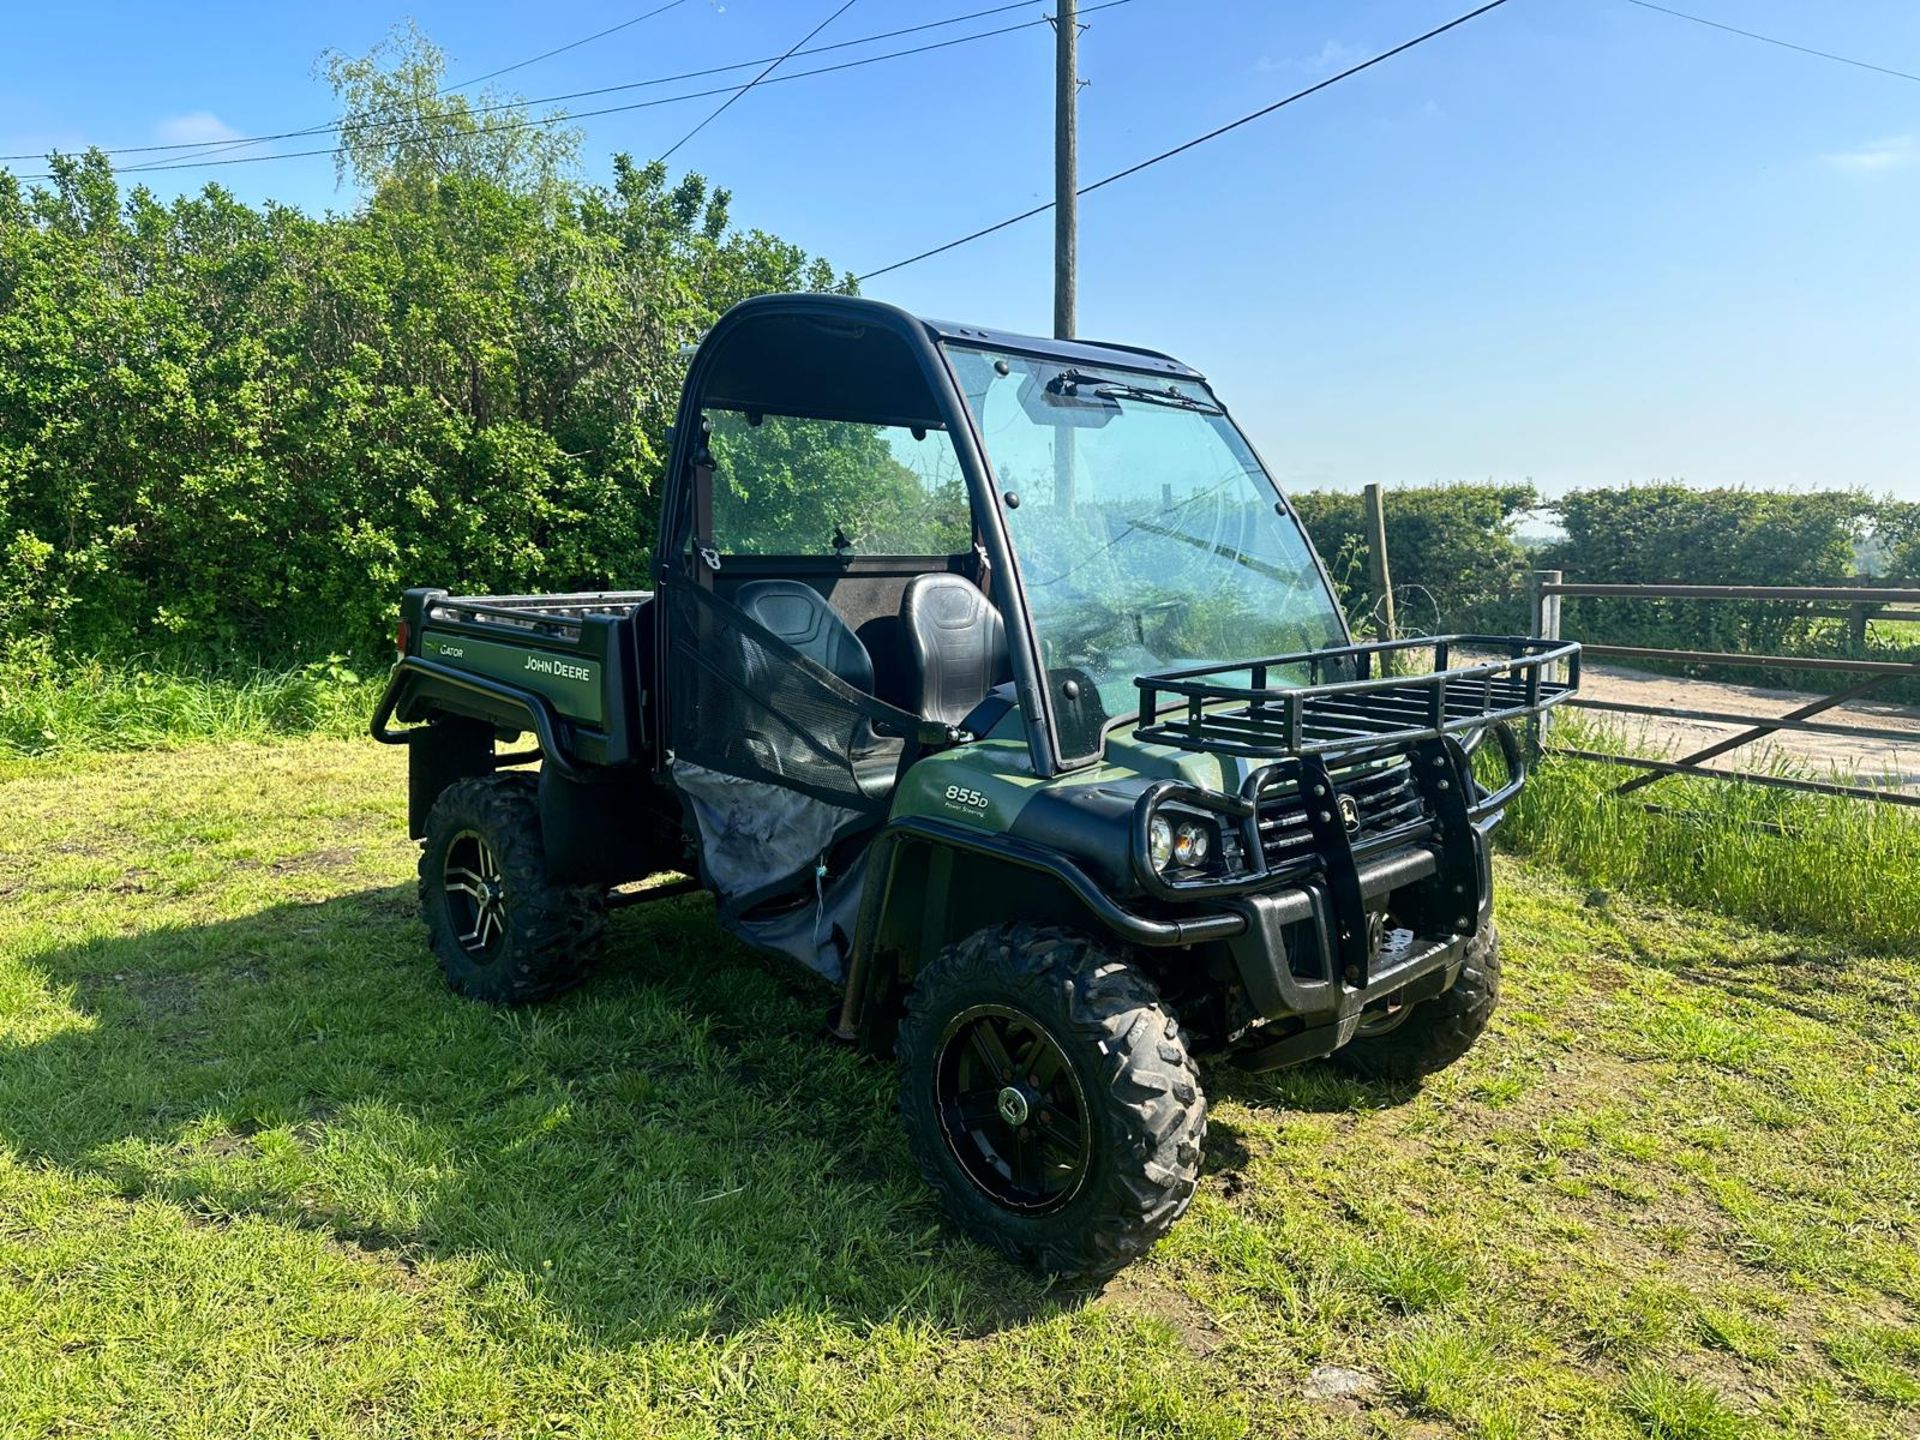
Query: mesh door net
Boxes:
[{"xmin": 665, "ymin": 575, "xmax": 920, "ymax": 813}]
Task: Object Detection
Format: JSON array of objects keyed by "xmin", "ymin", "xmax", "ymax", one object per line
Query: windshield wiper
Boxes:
[{"xmin": 1049, "ymin": 369, "xmax": 1224, "ymax": 416}]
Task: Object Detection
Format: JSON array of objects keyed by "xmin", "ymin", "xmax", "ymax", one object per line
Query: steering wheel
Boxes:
[{"xmin": 1043, "ymin": 607, "xmax": 1120, "ymax": 664}]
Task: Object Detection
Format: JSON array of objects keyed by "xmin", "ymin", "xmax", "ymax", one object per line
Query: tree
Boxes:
[
  {"xmin": 1873, "ymin": 500, "xmax": 1920, "ymax": 582},
  {"xmin": 319, "ymin": 22, "xmax": 582, "ymax": 202},
  {"xmin": 0, "ymin": 30, "xmax": 853, "ymax": 663},
  {"xmin": 1290, "ymin": 483, "xmax": 1539, "ymax": 632}
]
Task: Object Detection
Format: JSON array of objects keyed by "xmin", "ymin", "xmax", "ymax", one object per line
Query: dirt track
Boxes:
[{"xmin": 1568, "ymin": 663, "xmax": 1920, "ymax": 791}]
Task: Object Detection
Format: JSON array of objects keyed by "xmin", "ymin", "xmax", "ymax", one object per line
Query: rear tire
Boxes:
[
  {"xmin": 419, "ymin": 773, "xmax": 605, "ymax": 1004},
  {"xmin": 1334, "ymin": 921, "xmax": 1500, "ymax": 1082},
  {"xmin": 896, "ymin": 924, "xmax": 1206, "ymax": 1279}
]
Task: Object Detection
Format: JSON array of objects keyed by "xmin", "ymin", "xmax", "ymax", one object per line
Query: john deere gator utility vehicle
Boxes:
[{"xmin": 374, "ymin": 294, "xmax": 1579, "ymax": 1278}]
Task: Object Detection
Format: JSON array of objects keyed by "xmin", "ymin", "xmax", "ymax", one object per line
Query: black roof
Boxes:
[
  {"xmin": 701, "ymin": 292, "xmax": 1202, "ymax": 380},
  {"xmin": 690, "ymin": 294, "xmax": 1206, "ymax": 429},
  {"xmin": 920, "ymin": 315, "xmax": 1203, "ymax": 381}
]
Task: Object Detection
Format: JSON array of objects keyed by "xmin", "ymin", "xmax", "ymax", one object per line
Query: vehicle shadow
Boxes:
[
  {"xmin": 0, "ymin": 885, "xmax": 1076, "ymax": 1345},
  {"xmin": 1206, "ymin": 1055, "xmax": 1411, "ymax": 1116}
]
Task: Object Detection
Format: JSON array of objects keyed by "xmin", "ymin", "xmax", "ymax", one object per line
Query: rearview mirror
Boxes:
[{"xmin": 1017, "ymin": 371, "xmax": 1118, "ymax": 430}]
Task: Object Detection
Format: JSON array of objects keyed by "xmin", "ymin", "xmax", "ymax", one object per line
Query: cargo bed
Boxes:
[{"xmin": 374, "ymin": 586, "xmax": 654, "ymax": 776}]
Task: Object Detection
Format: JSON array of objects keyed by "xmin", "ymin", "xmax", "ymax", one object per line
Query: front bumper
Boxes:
[
  {"xmin": 1136, "ymin": 735, "xmax": 1498, "ymax": 1063},
  {"xmin": 1219, "ymin": 828, "xmax": 1494, "ymax": 1071}
]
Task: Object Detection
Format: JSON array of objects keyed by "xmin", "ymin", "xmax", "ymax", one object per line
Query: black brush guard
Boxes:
[
  {"xmin": 1127, "ymin": 635, "xmax": 1580, "ymax": 1003},
  {"xmin": 1134, "ymin": 634, "xmax": 1580, "ymax": 760}
]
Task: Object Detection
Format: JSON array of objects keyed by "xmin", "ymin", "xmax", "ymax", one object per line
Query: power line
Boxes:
[
  {"xmin": 859, "ymin": 0, "xmax": 1515, "ymax": 282},
  {"xmin": 0, "ymin": 2, "xmax": 691, "ymax": 168},
  {"xmin": 107, "ymin": 5, "xmax": 1014, "ymax": 177},
  {"xmin": 657, "ymin": 0, "xmax": 860, "ymax": 163},
  {"xmin": 2, "ymin": 0, "xmax": 1058, "ymax": 164},
  {"xmin": 18, "ymin": 2, "xmax": 1136, "ymax": 183},
  {"xmin": 15, "ymin": 1, "xmax": 697, "ymax": 167},
  {"xmin": 122, "ymin": 0, "xmax": 1051, "ymax": 169},
  {"xmin": 455, "ymin": 0, "xmax": 689, "ymax": 92},
  {"xmin": 1620, "ymin": 0, "xmax": 1920, "ymax": 86},
  {"xmin": 14, "ymin": 5, "xmax": 1139, "ymax": 183},
  {"xmin": 154, "ymin": 0, "xmax": 693, "ymax": 171}
]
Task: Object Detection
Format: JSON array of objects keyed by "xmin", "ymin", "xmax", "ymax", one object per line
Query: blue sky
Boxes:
[{"xmin": 4, "ymin": 0, "xmax": 1917, "ymax": 501}]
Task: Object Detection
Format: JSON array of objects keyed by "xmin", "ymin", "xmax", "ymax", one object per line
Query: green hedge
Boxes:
[
  {"xmin": 1289, "ymin": 483, "xmax": 1539, "ymax": 635},
  {"xmin": 0, "ymin": 152, "xmax": 843, "ymax": 666},
  {"xmin": 1545, "ymin": 485, "xmax": 1886, "ymax": 656},
  {"xmin": 1540, "ymin": 486, "xmax": 1920, "ymax": 698},
  {"xmin": 1290, "ymin": 483, "xmax": 1916, "ymax": 679}
]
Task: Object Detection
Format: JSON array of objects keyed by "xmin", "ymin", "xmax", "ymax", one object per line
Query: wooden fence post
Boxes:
[
  {"xmin": 1530, "ymin": 568, "xmax": 1563, "ymax": 644},
  {"xmin": 1530, "ymin": 569, "xmax": 1564, "ymax": 744},
  {"xmin": 1363, "ymin": 482, "xmax": 1394, "ymax": 642}
]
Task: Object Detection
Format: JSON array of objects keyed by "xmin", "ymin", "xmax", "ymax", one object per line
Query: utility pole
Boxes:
[
  {"xmin": 1053, "ymin": 0, "xmax": 1077, "ymax": 341},
  {"xmin": 1051, "ymin": 1, "xmax": 1079, "ymax": 512}
]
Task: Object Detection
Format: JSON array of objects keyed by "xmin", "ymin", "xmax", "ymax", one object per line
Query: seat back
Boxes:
[
  {"xmin": 900, "ymin": 574, "xmax": 1010, "ymax": 726},
  {"xmin": 734, "ymin": 580, "xmax": 875, "ymax": 693}
]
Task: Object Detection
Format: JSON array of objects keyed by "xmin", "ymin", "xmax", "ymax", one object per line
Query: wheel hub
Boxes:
[
  {"xmin": 995, "ymin": 1085, "xmax": 1030, "ymax": 1127},
  {"xmin": 934, "ymin": 1004, "xmax": 1091, "ymax": 1213},
  {"xmin": 443, "ymin": 830, "xmax": 507, "ymax": 958}
]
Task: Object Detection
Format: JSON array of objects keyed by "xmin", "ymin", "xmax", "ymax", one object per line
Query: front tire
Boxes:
[
  {"xmin": 896, "ymin": 924, "xmax": 1205, "ymax": 1279},
  {"xmin": 1334, "ymin": 921, "xmax": 1500, "ymax": 1082},
  {"xmin": 419, "ymin": 773, "xmax": 605, "ymax": 1004}
]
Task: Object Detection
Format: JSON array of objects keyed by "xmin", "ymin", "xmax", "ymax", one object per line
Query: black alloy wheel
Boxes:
[
  {"xmin": 442, "ymin": 829, "xmax": 507, "ymax": 958},
  {"xmin": 419, "ymin": 774, "xmax": 606, "ymax": 1005},
  {"xmin": 935, "ymin": 1003, "xmax": 1091, "ymax": 1213},
  {"xmin": 896, "ymin": 924, "xmax": 1206, "ymax": 1278}
]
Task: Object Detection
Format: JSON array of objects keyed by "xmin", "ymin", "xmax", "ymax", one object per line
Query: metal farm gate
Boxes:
[{"xmin": 1527, "ymin": 574, "xmax": 1920, "ymax": 810}]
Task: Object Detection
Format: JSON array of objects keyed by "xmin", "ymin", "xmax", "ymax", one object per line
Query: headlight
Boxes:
[
  {"xmin": 1148, "ymin": 812, "xmax": 1217, "ymax": 874},
  {"xmin": 1172, "ymin": 821, "xmax": 1209, "ymax": 866},
  {"xmin": 1148, "ymin": 814, "xmax": 1174, "ymax": 870}
]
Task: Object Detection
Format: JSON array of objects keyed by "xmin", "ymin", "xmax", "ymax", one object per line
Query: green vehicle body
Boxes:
[
  {"xmin": 418, "ymin": 632, "xmax": 605, "ymax": 726},
  {"xmin": 373, "ymin": 293, "xmax": 1576, "ymax": 1274},
  {"xmin": 375, "ymin": 293, "xmax": 1575, "ymax": 1058}
]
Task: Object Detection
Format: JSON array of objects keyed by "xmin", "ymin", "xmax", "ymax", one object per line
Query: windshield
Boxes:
[{"xmin": 948, "ymin": 347, "xmax": 1346, "ymax": 762}]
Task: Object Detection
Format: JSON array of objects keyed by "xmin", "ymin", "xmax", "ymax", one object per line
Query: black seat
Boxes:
[
  {"xmin": 732, "ymin": 579, "xmax": 899, "ymax": 798},
  {"xmin": 900, "ymin": 574, "xmax": 1010, "ymax": 726},
  {"xmin": 734, "ymin": 579, "xmax": 874, "ymax": 693}
]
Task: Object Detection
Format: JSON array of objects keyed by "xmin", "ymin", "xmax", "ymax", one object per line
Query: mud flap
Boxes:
[{"xmin": 407, "ymin": 719, "xmax": 495, "ymax": 838}]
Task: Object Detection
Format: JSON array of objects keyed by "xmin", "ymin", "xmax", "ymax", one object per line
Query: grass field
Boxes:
[
  {"xmin": 0, "ymin": 655, "xmax": 382, "ymax": 758},
  {"xmin": 2, "ymin": 739, "xmax": 1917, "ymax": 1438},
  {"xmin": 1498, "ymin": 717, "xmax": 1920, "ymax": 954}
]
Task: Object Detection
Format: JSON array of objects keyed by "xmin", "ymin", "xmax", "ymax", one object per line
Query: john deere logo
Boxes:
[
  {"xmin": 1337, "ymin": 794, "xmax": 1361, "ymax": 833},
  {"xmin": 996, "ymin": 1086, "xmax": 1030, "ymax": 1127}
]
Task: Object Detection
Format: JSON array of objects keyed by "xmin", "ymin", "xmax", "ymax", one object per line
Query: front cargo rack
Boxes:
[{"xmin": 1134, "ymin": 635, "xmax": 1581, "ymax": 761}]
